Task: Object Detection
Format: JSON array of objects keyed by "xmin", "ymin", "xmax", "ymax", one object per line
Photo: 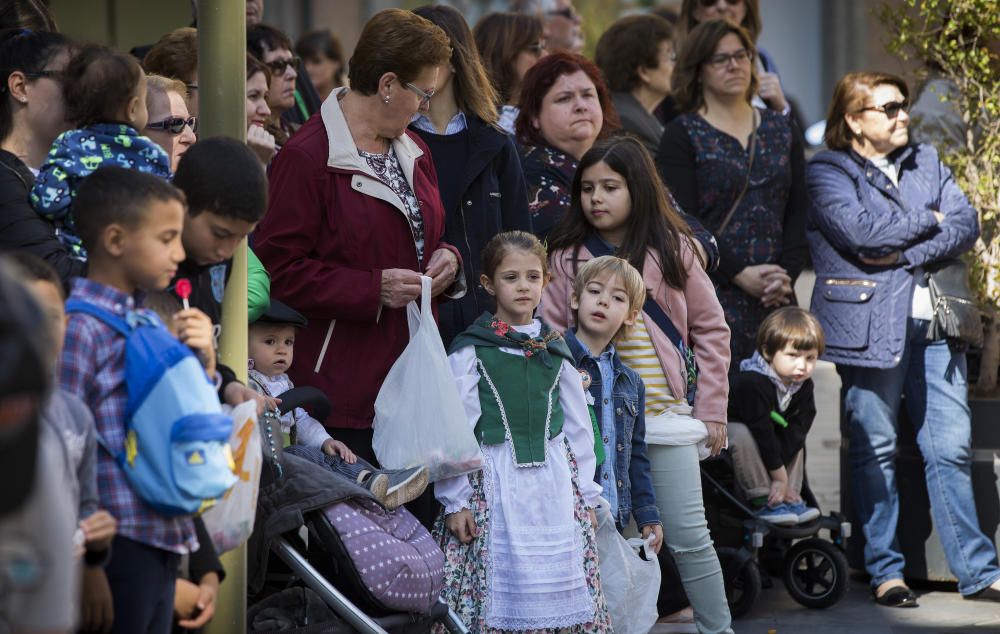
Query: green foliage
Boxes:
[{"xmin": 880, "ymin": 0, "xmax": 1000, "ymax": 315}]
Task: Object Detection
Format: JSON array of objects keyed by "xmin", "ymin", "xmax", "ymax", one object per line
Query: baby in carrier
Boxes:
[{"xmin": 248, "ymin": 299, "xmax": 428, "ymax": 510}]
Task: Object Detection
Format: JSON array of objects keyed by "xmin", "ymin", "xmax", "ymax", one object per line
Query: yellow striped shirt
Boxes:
[{"xmin": 617, "ymin": 314, "xmax": 684, "ymax": 417}]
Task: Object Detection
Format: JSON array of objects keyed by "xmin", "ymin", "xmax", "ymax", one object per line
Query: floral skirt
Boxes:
[{"xmin": 433, "ymin": 438, "xmax": 611, "ymax": 634}]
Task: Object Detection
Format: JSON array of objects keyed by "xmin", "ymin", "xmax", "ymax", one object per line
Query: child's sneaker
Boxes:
[
  {"xmin": 786, "ymin": 500, "xmax": 821, "ymax": 523},
  {"xmin": 357, "ymin": 470, "xmax": 389, "ymax": 501},
  {"xmin": 381, "ymin": 466, "xmax": 429, "ymax": 510},
  {"xmin": 755, "ymin": 503, "xmax": 799, "ymax": 525}
]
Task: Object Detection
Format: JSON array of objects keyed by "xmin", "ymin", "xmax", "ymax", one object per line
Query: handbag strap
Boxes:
[
  {"xmin": 716, "ymin": 108, "xmax": 759, "ymax": 236},
  {"xmin": 582, "ymin": 236, "xmax": 687, "ymax": 353}
]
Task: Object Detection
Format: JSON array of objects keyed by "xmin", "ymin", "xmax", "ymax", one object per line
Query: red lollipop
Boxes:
[{"xmin": 175, "ymin": 278, "xmax": 192, "ymax": 310}]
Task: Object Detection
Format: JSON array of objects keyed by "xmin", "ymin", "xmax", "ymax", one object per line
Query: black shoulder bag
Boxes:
[{"xmin": 925, "ymin": 259, "xmax": 983, "ymax": 348}]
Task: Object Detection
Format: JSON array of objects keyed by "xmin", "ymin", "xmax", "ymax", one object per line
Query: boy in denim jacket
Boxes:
[{"xmin": 563, "ymin": 255, "xmax": 663, "ymax": 550}]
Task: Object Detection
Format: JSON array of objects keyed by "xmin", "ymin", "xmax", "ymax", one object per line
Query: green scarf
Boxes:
[{"xmin": 449, "ymin": 312, "xmax": 574, "ymax": 369}]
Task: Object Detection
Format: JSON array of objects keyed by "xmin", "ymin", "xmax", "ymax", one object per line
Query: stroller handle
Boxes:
[{"xmin": 276, "ymin": 386, "xmax": 332, "ymax": 421}]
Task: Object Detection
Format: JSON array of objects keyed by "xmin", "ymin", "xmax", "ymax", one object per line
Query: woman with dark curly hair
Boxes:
[{"xmin": 515, "ymin": 51, "xmax": 618, "ymax": 242}]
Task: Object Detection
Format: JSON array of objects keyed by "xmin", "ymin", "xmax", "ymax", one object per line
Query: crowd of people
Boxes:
[{"xmin": 1, "ymin": 0, "xmax": 999, "ymax": 633}]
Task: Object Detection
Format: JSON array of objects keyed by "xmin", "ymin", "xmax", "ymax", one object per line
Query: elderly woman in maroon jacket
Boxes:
[{"xmin": 254, "ymin": 9, "xmax": 464, "ymax": 463}]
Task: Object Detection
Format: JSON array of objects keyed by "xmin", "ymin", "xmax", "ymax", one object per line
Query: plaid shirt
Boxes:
[{"xmin": 59, "ymin": 278, "xmax": 197, "ymax": 554}]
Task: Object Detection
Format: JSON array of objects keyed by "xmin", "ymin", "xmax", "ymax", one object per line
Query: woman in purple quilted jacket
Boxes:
[{"xmin": 807, "ymin": 71, "xmax": 1000, "ymax": 608}]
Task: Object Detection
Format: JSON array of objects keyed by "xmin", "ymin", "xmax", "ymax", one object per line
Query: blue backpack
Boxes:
[{"xmin": 66, "ymin": 299, "xmax": 237, "ymax": 517}]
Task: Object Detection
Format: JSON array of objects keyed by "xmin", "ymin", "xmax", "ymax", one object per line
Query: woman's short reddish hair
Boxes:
[
  {"xmin": 348, "ymin": 8, "xmax": 451, "ymax": 96},
  {"xmin": 514, "ymin": 51, "xmax": 620, "ymax": 148}
]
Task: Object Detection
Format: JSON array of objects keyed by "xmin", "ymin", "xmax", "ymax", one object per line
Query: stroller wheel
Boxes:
[
  {"xmin": 782, "ymin": 538, "xmax": 849, "ymax": 609},
  {"xmin": 716, "ymin": 546, "xmax": 761, "ymax": 619}
]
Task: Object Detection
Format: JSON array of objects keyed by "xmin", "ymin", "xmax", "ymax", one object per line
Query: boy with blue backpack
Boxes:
[{"xmin": 59, "ymin": 167, "xmax": 235, "ymax": 634}]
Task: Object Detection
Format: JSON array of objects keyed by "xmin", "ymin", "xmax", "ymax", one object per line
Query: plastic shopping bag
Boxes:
[
  {"xmin": 645, "ymin": 405, "xmax": 714, "ymax": 461},
  {"xmin": 373, "ymin": 276, "xmax": 483, "ymax": 482},
  {"xmin": 595, "ymin": 502, "xmax": 660, "ymax": 634},
  {"xmin": 202, "ymin": 400, "xmax": 262, "ymax": 553}
]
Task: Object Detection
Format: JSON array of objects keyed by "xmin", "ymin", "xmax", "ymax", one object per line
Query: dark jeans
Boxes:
[{"xmin": 105, "ymin": 536, "xmax": 180, "ymax": 634}]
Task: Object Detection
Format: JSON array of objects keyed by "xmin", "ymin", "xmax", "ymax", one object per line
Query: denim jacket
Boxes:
[{"xmin": 566, "ymin": 329, "xmax": 660, "ymax": 529}]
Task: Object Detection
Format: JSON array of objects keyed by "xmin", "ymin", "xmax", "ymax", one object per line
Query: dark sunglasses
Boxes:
[
  {"xmin": 699, "ymin": 0, "xmax": 742, "ymax": 6},
  {"xmin": 266, "ymin": 56, "xmax": 300, "ymax": 75},
  {"xmin": 147, "ymin": 116, "xmax": 197, "ymax": 135},
  {"xmin": 859, "ymin": 100, "xmax": 909, "ymax": 119}
]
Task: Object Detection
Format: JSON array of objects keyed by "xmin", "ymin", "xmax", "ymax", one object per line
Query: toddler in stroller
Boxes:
[
  {"xmin": 247, "ymin": 299, "xmax": 428, "ymax": 510},
  {"xmin": 702, "ymin": 308, "xmax": 851, "ymax": 617},
  {"xmin": 247, "ymin": 384, "xmax": 469, "ymax": 634}
]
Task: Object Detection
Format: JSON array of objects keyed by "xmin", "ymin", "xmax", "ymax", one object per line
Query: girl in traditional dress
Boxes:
[{"xmin": 435, "ymin": 230, "xmax": 610, "ymax": 633}]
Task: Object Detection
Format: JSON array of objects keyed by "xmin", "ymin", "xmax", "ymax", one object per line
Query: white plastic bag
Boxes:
[
  {"xmin": 202, "ymin": 400, "xmax": 262, "ymax": 553},
  {"xmin": 373, "ymin": 276, "xmax": 483, "ymax": 482},
  {"xmin": 595, "ymin": 502, "xmax": 660, "ymax": 634},
  {"xmin": 645, "ymin": 406, "xmax": 714, "ymax": 461}
]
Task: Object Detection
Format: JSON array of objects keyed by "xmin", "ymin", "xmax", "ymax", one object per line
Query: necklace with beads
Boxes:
[{"xmin": 261, "ymin": 409, "xmax": 284, "ymax": 480}]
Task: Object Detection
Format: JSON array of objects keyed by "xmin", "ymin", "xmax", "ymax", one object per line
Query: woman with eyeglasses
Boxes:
[
  {"xmin": 408, "ymin": 5, "xmax": 531, "ymax": 348},
  {"xmin": 247, "ymin": 23, "xmax": 300, "ymax": 148},
  {"xmin": 675, "ymin": 0, "xmax": 788, "ymax": 119},
  {"xmin": 807, "ymin": 71, "xmax": 1000, "ymax": 608},
  {"xmin": 143, "ymin": 75, "xmax": 196, "ymax": 172},
  {"xmin": 254, "ymin": 10, "xmax": 464, "ymax": 514},
  {"xmin": 0, "ymin": 29, "xmax": 83, "ymax": 286},
  {"xmin": 656, "ymin": 19, "xmax": 808, "ymax": 369},
  {"xmin": 473, "ymin": 12, "xmax": 547, "ymax": 135}
]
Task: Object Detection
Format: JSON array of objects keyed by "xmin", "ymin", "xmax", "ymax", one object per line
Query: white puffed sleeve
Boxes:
[
  {"xmin": 558, "ymin": 358, "xmax": 603, "ymax": 507},
  {"xmin": 294, "ymin": 408, "xmax": 333, "ymax": 450},
  {"xmin": 434, "ymin": 345, "xmax": 481, "ymax": 513}
]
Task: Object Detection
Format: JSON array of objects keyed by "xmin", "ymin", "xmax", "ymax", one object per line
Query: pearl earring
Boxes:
[{"xmin": 383, "ymin": 94, "xmax": 391, "ymax": 104}]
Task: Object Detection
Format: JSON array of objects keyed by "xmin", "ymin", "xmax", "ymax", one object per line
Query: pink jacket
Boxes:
[{"xmin": 541, "ymin": 242, "xmax": 731, "ymax": 424}]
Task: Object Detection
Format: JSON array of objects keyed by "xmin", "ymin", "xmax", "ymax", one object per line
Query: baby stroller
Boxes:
[
  {"xmin": 700, "ymin": 450, "xmax": 852, "ymax": 618},
  {"xmin": 247, "ymin": 386, "xmax": 468, "ymax": 634}
]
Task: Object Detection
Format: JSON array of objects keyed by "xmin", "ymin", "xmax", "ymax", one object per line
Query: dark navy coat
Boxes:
[{"xmin": 805, "ymin": 143, "xmax": 979, "ymax": 368}]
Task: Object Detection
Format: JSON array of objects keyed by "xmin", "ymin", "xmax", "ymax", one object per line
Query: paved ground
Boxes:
[{"xmin": 651, "ymin": 272, "xmax": 1000, "ymax": 633}]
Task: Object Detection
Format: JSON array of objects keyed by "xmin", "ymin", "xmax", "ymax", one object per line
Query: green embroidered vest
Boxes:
[{"xmin": 474, "ymin": 345, "xmax": 564, "ymax": 466}]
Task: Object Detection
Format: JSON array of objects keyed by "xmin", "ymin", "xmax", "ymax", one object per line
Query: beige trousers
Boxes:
[{"xmin": 726, "ymin": 422, "xmax": 804, "ymax": 499}]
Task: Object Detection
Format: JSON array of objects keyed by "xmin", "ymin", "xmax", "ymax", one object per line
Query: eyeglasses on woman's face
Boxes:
[
  {"xmin": 699, "ymin": 0, "xmax": 742, "ymax": 7},
  {"xmin": 404, "ymin": 82, "xmax": 435, "ymax": 108},
  {"xmin": 525, "ymin": 40, "xmax": 547, "ymax": 56},
  {"xmin": 858, "ymin": 100, "xmax": 909, "ymax": 119},
  {"xmin": 706, "ymin": 48, "xmax": 753, "ymax": 69},
  {"xmin": 147, "ymin": 116, "xmax": 198, "ymax": 135},
  {"xmin": 266, "ymin": 56, "xmax": 300, "ymax": 75}
]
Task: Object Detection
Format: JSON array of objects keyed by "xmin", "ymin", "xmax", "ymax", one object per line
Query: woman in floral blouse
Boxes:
[{"xmin": 656, "ymin": 19, "xmax": 807, "ymax": 368}]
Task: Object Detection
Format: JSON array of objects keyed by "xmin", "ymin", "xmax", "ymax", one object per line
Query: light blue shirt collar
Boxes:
[{"xmin": 410, "ymin": 111, "xmax": 468, "ymax": 136}]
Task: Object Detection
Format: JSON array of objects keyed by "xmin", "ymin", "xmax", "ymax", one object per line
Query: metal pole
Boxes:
[{"xmin": 198, "ymin": 1, "xmax": 248, "ymax": 632}]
